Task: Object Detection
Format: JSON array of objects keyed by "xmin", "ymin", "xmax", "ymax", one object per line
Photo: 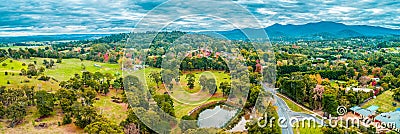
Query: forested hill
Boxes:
[{"xmin": 199, "ymin": 21, "xmax": 400, "ymax": 41}]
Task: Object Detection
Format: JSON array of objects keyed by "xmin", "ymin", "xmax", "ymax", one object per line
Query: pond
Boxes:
[{"xmin": 197, "ymin": 105, "xmax": 238, "ymax": 128}]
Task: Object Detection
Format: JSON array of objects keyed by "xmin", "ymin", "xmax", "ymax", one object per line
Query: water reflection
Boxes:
[{"xmin": 197, "ymin": 105, "xmax": 238, "ymax": 128}]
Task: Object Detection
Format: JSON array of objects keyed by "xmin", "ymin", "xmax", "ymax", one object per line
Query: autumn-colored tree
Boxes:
[{"xmin": 312, "ymin": 85, "xmax": 324, "ymax": 110}]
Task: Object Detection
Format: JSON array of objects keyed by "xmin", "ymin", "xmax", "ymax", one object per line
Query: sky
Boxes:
[{"xmin": 0, "ymin": 0, "xmax": 399, "ymax": 36}]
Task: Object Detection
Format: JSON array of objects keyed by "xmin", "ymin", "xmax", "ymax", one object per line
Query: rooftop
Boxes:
[{"xmin": 375, "ymin": 111, "xmax": 400, "ymax": 129}]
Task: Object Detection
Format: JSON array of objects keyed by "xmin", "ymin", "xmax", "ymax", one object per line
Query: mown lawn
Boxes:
[
  {"xmin": 180, "ymin": 70, "xmax": 230, "ymax": 93},
  {"xmin": 278, "ymin": 94, "xmax": 312, "ymax": 114},
  {"xmin": 362, "ymin": 90, "xmax": 399, "ymax": 113}
]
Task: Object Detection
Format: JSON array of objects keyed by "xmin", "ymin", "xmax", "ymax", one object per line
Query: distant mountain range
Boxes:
[
  {"xmin": 0, "ymin": 34, "xmax": 110, "ymax": 43},
  {"xmin": 1, "ymin": 21, "xmax": 399, "ymax": 43},
  {"xmin": 199, "ymin": 21, "xmax": 400, "ymax": 41}
]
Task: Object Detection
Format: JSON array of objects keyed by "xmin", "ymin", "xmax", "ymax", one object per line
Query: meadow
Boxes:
[
  {"xmin": 0, "ymin": 58, "xmax": 59, "ymax": 91},
  {"xmin": 362, "ymin": 91, "xmax": 398, "ymax": 113},
  {"xmin": 0, "ymin": 58, "xmax": 125, "ymax": 133},
  {"xmin": 0, "ymin": 57, "xmax": 121, "ymax": 91},
  {"xmin": 20, "ymin": 58, "xmax": 121, "ymax": 81}
]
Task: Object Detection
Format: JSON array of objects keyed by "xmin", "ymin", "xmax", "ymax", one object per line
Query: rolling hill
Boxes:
[{"xmin": 200, "ymin": 21, "xmax": 400, "ymax": 41}]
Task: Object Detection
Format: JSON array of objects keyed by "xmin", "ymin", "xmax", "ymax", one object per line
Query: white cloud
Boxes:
[
  {"xmin": 256, "ymin": 8, "xmax": 277, "ymax": 15},
  {"xmin": 327, "ymin": 6, "xmax": 357, "ymax": 14},
  {"xmin": 0, "ymin": 0, "xmax": 399, "ymax": 35},
  {"xmin": 366, "ymin": 8, "xmax": 384, "ymax": 15}
]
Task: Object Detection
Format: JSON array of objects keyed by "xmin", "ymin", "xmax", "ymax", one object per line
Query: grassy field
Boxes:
[
  {"xmin": 293, "ymin": 121, "xmax": 323, "ymax": 134},
  {"xmin": 93, "ymin": 90, "xmax": 128, "ymax": 124},
  {"xmin": 0, "ymin": 58, "xmax": 60, "ymax": 91},
  {"xmin": 278, "ymin": 94, "xmax": 312, "ymax": 114},
  {"xmin": 180, "ymin": 70, "xmax": 230, "ymax": 93},
  {"xmin": 0, "ymin": 58, "xmax": 124, "ymax": 133},
  {"xmin": 20, "ymin": 58, "xmax": 121, "ymax": 81},
  {"xmin": 0, "ymin": 106, "xmax": 84, "ymax": 134},
  {"xmin": 0, "ymin": 58, "xmax": 122, "ymax": 91},
  {"xmin": 174, "ymin": 97, "xmax": 226, "ymax": 118},
  {"xmin": 362, "ymin": 90, "xmax": 399, "ymax": 112},
  {"xmin": 0, "ymin": 46, "xmax": 48, "ymax": 50}
]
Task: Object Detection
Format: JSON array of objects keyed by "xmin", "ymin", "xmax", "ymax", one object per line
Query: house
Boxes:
[
  {"xmin": 350, "ymin": 105, "xmax": 379, "ymax": 119},
  {"xmin": 133, "ymin": 65, "xmax": 144, "ymax": 71},
  {"xmin": 375, "ymin": 111, "xmax": 400, "ymax": 133},
  {"xmin": 94, "ymin": 64, "xmax": 102, "ymax": 68},
  {"xmin": 346, "ymin": 87, "xmax": 374, "ymax": 93},
  {"xmin": 371, "ymin": 78, "xmax": 380, "ymax": 82}
]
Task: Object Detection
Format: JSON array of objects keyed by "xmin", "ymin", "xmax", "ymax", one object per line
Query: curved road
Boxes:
[{"xmin": 263, "ymin": 84, "xmax": 324, "ymax": 134}]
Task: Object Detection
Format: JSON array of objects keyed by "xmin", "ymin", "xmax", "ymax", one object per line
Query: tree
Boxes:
[
  {"xmin": 82, "ymin": 88, "xmax": 97, "ymax": 106},
  {"xmin": 338, "ymin": 75, "xmax": 349, "ymax": 81},
  {"xmin": 56, "ymin": 88, "xmax": 77, "ymax": 113},
  {"xmin": 20, "ymin": 69, "xmax": 27, "ymax": 76},
  {"xmin": 312, "ymin": 85, "xmax": 324, "ymax": 110},
  {"xmin": 0, "ymin": 102, "xmax": 5, "ymax": 118},
  {"xmin": 246, "ymin": 85, "xmax": 261, "ymax": 108},
  {"xmin": 220, "ymin": 82, "xmax": 231, "ymax": 97},
  {"xmin": 358, "ymin": 76, "xmax": 371, "ymax": 87},
  {"xmin": 153, "ymin": 94, "xmax": 175, "ymax": 117},
  {"xmin": 148, "ymin": 71, "xmax": 162, "ymax": 88},
  {"xmin": 101, "ymin": 82, "xmax": 110, "ymax": 95},
  {"xmin": 112, "ymin": 81, "xmax": 121, "ymax": 90},
  {"xmin": 186, "ymin": 73, "xmax": 195, "ymax": 89},
  {"xmin": 394, "ymin": 68, "xmax": 400, "ymax": 77},
  {"xmin": 205, "ymin": 78, "xmax": 217, "ymax": 95},
  {"xmin": 27, "ymin": 63, "xmax": 37, "ymax": 76},
  {"xmin": 322, "ymin": 94, "xmax": 339, "ymax": 116},
  {"xmin": 393, "ymin": 88, "xmax": 400, "ymax": 102},
  {"xmin": 56, "ymin": 58, "xmax": 62, "ymax": 63},
  {"xmin": 85, "ymin": 121, "xmax": 123, "ymax": 134},
  {"xmin": 161, "ymin": 69, "xmax": 175, "ymax": 89},
  {"xmin": 62, "ymin": 113, "xmax": 72, "ymax": 125},
  {"xmin": 381, "ymin": 83, "xmax": 389, "ymax": 90},
  {"xmin": 38, "ymin": 66, "xmax": 45, "ymax": 73},
  {"xmin": 5, "ymin": 102, "xmax": 27, "ymax": 128},
  {"xmin": 73, "ymin": 103, "xmax": 100, "ymax": 128},
  {"xmin": 120, "ymin": 108, "xmax": 154, "ymax": 133},
  {"xmin": 23, "ymin": 86, "xmax": 35, "ymax": 106},
  {"xmin": 35, "ymin": 90, "xmax": 55, "ymax": 116},
  {"xmin": 382, "ymin": 64, "xmax": 395, "ymax": 74},
  {"xmin": 199, "ymin": 74, "xmax": 207, "ymax": 91},
  {"xmin": 246, "ymin": 103, "xmax": 281, "ymax": 133}
]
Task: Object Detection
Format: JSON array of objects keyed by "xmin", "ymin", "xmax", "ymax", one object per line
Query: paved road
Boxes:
[{"xmin": 262, "ymin": 84, "xmax": 324, "ymax": 134}]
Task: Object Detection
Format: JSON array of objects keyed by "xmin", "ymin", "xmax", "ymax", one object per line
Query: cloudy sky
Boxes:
[{"xmin": 0, "ymin": 0, "xmax": 399, "ymax": 36}]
